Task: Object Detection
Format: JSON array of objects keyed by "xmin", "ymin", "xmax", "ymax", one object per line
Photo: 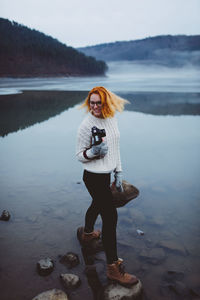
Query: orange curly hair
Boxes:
[{"xmin": 80, "ymin": 86, "xmax": 129, "ymax": 118}]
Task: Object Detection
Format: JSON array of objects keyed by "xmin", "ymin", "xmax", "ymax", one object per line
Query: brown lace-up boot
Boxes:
[
  {"xmin": 107, "ymin": 258, "xmax": 139, "ymax": 287},
  {"xmin": 81, "ymin": 229, "xmax": 101, "ymax": 243}
]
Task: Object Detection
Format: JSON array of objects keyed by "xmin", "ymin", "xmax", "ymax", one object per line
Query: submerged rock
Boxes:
[
  {"xmin": 163, "ymin": 270, "xmax": 185, "ymax": 283},
  {"xmin": 159, "ymin": 240, "xmax": 186, "ymax": 255},
  {"xmin": 168, "ymin": 281, "xmax": 188, "ymax": 297},
  {"xmin": 37, "ymin": 258, "xmax": 54, "ymax": 276},
  {"xmin": 59, "ymin": 252, "xmax": 80, "ymax": 268},
  {"xmin": 139, "ymin": 248, "xmax": 166, "ymax": 265},
  {"xmin": 111, "ymin": 180, "xmax": 139, "ymax": 208},
  {"xmin": 32, "ymin": 289, "xmax": 68, "ymax": 300},
  {"xmin": 160, "ymin": 270, "xmax": 186, "ymax": 298},
  {"xmin": 0, "ymin": 210, "xmax": 10, "ymax": 221},
  {"xmin": 60, "ymin": 273, "xmax": 81, "ymax": 289},
  {"xmin": 103, "ymin": 281, "xmax": 143, "ymax": 300}
]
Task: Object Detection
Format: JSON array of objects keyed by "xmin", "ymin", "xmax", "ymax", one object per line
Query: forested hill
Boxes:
[
  {"xmin": 0, "ymin": 18, "xmax": 107, "ymax": 77},
  {"xmin": 78, "ymin": 35, "xmax": 200, "ymax": 66}
]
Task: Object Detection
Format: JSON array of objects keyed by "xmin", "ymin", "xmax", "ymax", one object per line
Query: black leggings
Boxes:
[{"xmin": 83, "ymin": 170, "xmax": 118, "ymax": 264}]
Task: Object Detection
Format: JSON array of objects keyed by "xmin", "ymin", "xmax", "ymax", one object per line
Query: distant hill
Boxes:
[
  {"xmin": 78, "ymin": 35, "xmax": 200, "ymax": 66},
  {"xmin": 0, "ymin": 18, "xmax": 107, "ymax": 77}
]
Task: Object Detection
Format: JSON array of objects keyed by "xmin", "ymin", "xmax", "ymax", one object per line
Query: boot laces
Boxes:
[{"xmin": 118, "ymin": 262, "xmax": 125, "ymax": 276}]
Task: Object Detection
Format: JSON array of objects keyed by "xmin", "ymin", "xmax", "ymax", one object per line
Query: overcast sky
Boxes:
[{"xmin": 1, "ymin": 0, "xmax": 199, "ymax": 48}]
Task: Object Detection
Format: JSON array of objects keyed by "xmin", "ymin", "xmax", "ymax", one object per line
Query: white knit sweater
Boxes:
[{"xmin": 76, "ymin": 112, "xmax": 122, "ymax": 173}]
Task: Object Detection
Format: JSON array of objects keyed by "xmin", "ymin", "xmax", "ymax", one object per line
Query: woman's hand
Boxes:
[
  {"xmin": 86, "ymin": 141, "xmax": 108, "ymax": 158},
  {"xmin": 99, "ymin": 142, "xmax": 108, "ymax": 158},
  {"xmin": 114, "ymin": 171, "xmax": 124, "ymax": 192}
]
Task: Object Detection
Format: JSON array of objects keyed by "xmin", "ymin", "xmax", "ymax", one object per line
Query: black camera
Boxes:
[{"xmin": 91, "ymin": 126, "xmax": 106, "ymax": 145}]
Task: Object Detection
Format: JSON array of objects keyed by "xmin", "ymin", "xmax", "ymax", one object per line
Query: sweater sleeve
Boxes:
[
  {"xmin": 115, "ymin": 136, "xmax": 122, "ymax": 172},
  {"xmin": 76, "ymin": 120, "xmax": 92, "ymax": 163}
]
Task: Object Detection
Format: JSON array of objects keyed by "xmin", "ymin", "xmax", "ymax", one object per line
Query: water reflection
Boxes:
[
  {"xmin": 1, "ymin": 90, "xmax": 200, "ymax": 137},
  {"xmin": 119, "ymin": 92, "xmax": 200, "ymax": 115},
  {"xmin": 0, "ymin": 90, "xmax": 88, "ymax": 137},
  {"xmin": 0, "ymin": 90, "xmax": 200, "ymax": 300}
]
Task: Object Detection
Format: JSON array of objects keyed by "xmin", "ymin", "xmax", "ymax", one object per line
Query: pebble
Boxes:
[
  {"xmin": 60, "ymin": 273, "xmax": 81, "ymax": 289},
  {"xmin": 37, "ymin": 258, "xmax": 54, "ymax": 276},
  {"xmin": 59, "ymin": 252, "xmax": 80, "ymax": 268},
  {"xmin": 136, "ymin": 229, "xmax": 144, "ymax": 236},
  {"xmin": 0, "ymin": 210, "xmax": 10, "ymax": 221}
]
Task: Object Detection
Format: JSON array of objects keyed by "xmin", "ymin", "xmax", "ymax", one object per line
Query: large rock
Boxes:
[
  {"xmin": 111, "ymin": 180, "xmax": 139, "ymax": 208},
  {"xmin": 37, "ymin": 258, "xmax": 54, "ymax": 276},
  {"xmin": 103, "ymin": 281, "xmax": 143, "ymax": 300},
  {"xmin": 60, "ymin": 273, "xmax": 81, "ymax": 289},
  {"xmin": 32, "ymin": 289, "xmax": 68, "ymax": 300}
]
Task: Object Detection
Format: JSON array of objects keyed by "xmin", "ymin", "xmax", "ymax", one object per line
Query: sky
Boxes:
[{"xmin": 0, "ymin": 0, "xmax": 200, "ymax": 48}]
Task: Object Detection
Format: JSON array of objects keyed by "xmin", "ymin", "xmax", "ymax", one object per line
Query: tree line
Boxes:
[
  {"xmin": 78, "ymin": 34, "xmax": 200, "ymax": 66},
  {"xmin": 0, "ymin": 18, "xmax": 107, "ymax": 77}
]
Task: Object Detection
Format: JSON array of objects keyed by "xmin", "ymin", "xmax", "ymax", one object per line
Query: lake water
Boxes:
[{"xmin": 0, "ymin": 63, "xmax": 200, "ymax": 300}]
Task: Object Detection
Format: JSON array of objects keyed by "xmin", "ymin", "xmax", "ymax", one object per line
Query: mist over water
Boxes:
[{"xmin": 0, "ymin": 61, "xmax": 200, "ymax": 95}]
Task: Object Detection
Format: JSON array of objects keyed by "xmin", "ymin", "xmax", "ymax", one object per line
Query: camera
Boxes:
[{"xmin": 91, "ymin": 126, "xmax": 106, "ymax": 145}]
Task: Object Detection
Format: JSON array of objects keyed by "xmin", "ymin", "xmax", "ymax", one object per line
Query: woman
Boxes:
[{"xmin": 76, "ymin": 86, "xmax": 138, "ymax": 286}]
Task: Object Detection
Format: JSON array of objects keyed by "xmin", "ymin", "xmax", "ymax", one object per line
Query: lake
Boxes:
[{"xmin": 0, "ymin": 62, "xmax": 200, "ymax": 300}]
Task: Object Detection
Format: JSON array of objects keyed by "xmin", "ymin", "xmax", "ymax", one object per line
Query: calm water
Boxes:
[{"xmin": 0, "ymin": 65, "xmax": 200, "ymax": 300}]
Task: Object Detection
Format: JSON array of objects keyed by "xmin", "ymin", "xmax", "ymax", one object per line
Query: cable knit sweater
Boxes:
[{"xmin": 76, "ymin": 112, "xmax": 122, "ymax": 173}]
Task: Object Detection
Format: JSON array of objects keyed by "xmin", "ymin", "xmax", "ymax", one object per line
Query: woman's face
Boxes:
[{"xmin": 89, "ymin": 93, "xmax": 102, "ymax": 118}]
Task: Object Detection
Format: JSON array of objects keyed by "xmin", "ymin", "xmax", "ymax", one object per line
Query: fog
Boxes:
[{"xmin": 0, "ymin": 61, "xmax": 200, "ymax": 95}]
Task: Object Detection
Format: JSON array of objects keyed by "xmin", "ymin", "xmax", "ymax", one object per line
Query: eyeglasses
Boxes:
[{"xmin": 90, "ymin": 101, "xmax": 102, "ymax": 106}]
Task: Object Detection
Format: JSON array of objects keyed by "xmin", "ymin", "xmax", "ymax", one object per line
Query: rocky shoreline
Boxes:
[{"xmin": 1, "ymin": 180, "xmax": 199, "ymax": 300}]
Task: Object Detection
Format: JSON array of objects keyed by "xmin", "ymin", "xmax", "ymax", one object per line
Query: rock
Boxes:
[
  {"xmin": 160, "ymin": 270, "xmax": 186, "ymax": 298},
  {"xmin": 0, "ymin": 210, "xmax": 10, "ymax": 221},
  {"xmin": 136, "ymin": 229, "xmax": 144, "ymax": 236},
  {"xmin": 32, "ymin": 289, "xmax": 68, "ymax": 300},
  {"xmin": 103, "ymin": 281, "xmax": 143, "ymax": 300},
  {"xmin": 139, "ymin": 248, "xmax": 166, "ymax": 265},
  {"xmin": 111, "ymin": 180, "xmax": 139, "ymax": 208},
  {"xmin": 162, "ymin": 270, "xmax": 184, "ymax": 283},
  {"xmin": 168, "ymin": 281, "xmax": 188, "ymax": 297},
  {"xmin": 37, "ymin": 258, "xmax": 54, "ymax": 276},
  {"xmin": 60, "ymin": 273, "xmax": 81, "ymax": 289},
  {"xmin": 159, "ymin": 240, "xmax": 186, "ymax": 255},
  {"xmin": 59, "ymin": 252, "xmax": 80, "ymax": 268},
  {"xmin": 77, "ymin": 227, "xmax": 103, "ymax": 254}
]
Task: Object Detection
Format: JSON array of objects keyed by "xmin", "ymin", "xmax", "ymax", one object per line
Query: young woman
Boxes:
[{"xmin": 76, "ymin": 86, "xmax": 138, "ymax": 286}]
